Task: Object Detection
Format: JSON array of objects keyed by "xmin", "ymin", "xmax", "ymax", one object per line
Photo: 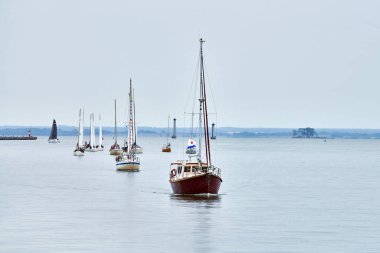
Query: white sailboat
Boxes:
[
  {"xmin": 97, "ymin": 114, "xmax": 104, "ymax": 151},
  {"xmin": 130, "ymin": 88, "xmax": 143, "ymax": 154},
  {"xmin": 74, "ymin": 109, "xmax": 85, "ymax": 156},
  {"xmin": 109, "ymin": 99, "xmax": 123, "ymax": 155},
  {"xmin": 86, "ymin": 113, "xmax": 97, "ymax": 152},
  {"xmin": 116, "ymin": 78, "xmax": 140, "ymax": 171}
]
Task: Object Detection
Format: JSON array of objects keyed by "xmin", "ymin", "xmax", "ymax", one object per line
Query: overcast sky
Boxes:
[{"xmin": 1, "ymin": 0, "xmax": 380, "ymax": 128}]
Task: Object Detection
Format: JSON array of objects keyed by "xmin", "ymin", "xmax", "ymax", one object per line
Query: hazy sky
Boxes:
[{"xmin": 1, "ymin": 0, "xmax": 380, "ymax": 128}]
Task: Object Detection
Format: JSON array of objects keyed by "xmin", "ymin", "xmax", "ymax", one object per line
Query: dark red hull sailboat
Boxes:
[
  {"xmin": 170, "ymin": 162, "xmax": 222, "ymax": 194},
  {"xmin": 169, "ymin": 39, "xmax": 222, "ymax": 195}
]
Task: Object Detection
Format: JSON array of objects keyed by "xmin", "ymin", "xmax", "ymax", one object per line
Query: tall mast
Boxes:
[
  {"xmin": 114, "ymin": 99, "xmax": 117, "ymax": 144},
  {"xmin": 99, "ymin": 114, "xmax": 102, "ymax": 146},
  {"xmin": 77, "ymin": 109, "xmax": 81, "ymax": 145},
  {"xmin": 82, "ymin": 108, "xmax": 84, "ymax": 146},
  {"xmin": 127, "ymin": 78, "xmax": 134, "ymax": 153},
  {"xmin": 199, "ymin": 38, "xmax": 211, "ymax": 165},
  {"xmin": 133, "ymin": 88, "xmax": 137, "ymax": 144},
  {"xmin": 198, "ymin": 39, "xmax": 203, "ymax": 162},
  {"xmin": 90, "ymin": 114, "xmax": 93, "ymax": 147}
]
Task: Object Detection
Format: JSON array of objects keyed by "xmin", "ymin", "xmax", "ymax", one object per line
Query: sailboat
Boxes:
[
  {"xmin": 169, "ymin": 39, "xmax": 222, "ymax": 195},
  {"xmin": 162, "ymin": 115, "xmax": 172, "ymax": 152},
  {"xmin": 48, "ymin": 119, "xmax": 60, "ymax": 143},
  {"xmin": 116, "ymin": 79, "xmax": 140, "ymax": 171},
  {"xmin": 86, "ymin": 113, "xmax": 97, "ymax": 152},
  {"xmin": 109, "ymin": 99, "xmax": 123, "ymax": 155},
  {"xmin": 74, "ymin": 109, "xmax": 85, "ymax": 156},
  {"xmin": 130, "ymin": 88, "xmax": 143, "ymax": 154},
  {"xmin": 97, "ymin": 115, "xmax": 104, "ymax": 151}
]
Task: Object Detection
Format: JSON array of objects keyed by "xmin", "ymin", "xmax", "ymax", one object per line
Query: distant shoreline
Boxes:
[{"xmin": 1, "ymin": 126, "xmax": 380, "ymax": 139}]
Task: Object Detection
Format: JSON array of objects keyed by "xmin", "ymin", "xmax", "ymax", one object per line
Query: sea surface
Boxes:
[{"xmin": 0, "ymin": 137, "xmax": 380, "ymax": 253}]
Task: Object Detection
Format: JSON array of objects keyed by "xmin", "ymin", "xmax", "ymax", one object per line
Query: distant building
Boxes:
[{"xmin": 292, "ymin": 127, "xmax": 318, "ymax": 138}]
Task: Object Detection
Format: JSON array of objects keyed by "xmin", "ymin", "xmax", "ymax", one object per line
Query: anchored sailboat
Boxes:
[
  {"xmin": 110, "ymin": 99, "xmax": 123, "ymax": 155},
  {"xmin": 74, "ymin": 109, "xmax": 85, "ymax": 156},
  {"xmin": 169, "ymin": 39, "xmax": 222, "ymax": 195},
  {"xmin": 162, "ymin": 115, "xmax": 171, "ymax": 152},
  {"xmin": 86, "ymin": 113, "xmax": 97, "ymax": 152},
  {"xmin": 97, "ymin": 115, "xmax": 104, "ymax": 151},
  {"xmin": 48, "ymin": 119, "xmax": 60, "ymax": 143},
  {"xmin": 116, "ymin": 79, "xmax": 140, "ymax": 171},
  {"xmin": 131, "ymin": 88, "xmax": 143, "ymax": 154}
]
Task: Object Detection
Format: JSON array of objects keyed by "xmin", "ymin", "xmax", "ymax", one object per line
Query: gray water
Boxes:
[{"xmin": 0, "ymin": 137, "xmax": 380, "ymax": 252}]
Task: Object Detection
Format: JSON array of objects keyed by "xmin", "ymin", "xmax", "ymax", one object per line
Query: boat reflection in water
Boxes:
[{"xmin": 170, "ymin": 194, "xmax": 222, "ymax": 208}]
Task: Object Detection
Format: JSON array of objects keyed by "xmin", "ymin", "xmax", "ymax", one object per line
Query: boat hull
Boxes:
[
  {"xmin": 170, "ymin": 173, "xmax": 222, "ymax": 195},
  {"xmin": 162, "ymin": 147, "xmax": 171, "ymax": 152},
  {"xmin": 73, "ymin": 150, "xmax": 85, "ymax": 156},
  {"xmin": 109, "ymin": 149, "xmax": 123, "ymax": 155},
  {"xmin": 116, "ymin": 161, "xmax": 140, "ymax": 171},
  {"xmin": 131, "ymin": 147, "xmax": 143, "ymax": 154},
  {"xmin": 48, "ymin": 139, "xmax": 60, "ymax": 143}
]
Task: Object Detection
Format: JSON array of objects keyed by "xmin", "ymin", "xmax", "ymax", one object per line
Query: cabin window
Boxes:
[
  {"xmin": 193, "ymin": 166, "xmax": 199, "ymax": 172},
  {"xmin": 202, "ymin": 166, "xmax": 207, "ymax": 172},
  {"xmin": 177, "ymin": 166, "xmax": 182, "ymax": 174},
  {"xmin": 184, "ymin": 166, "xmax": 191, "ymax": 172}
]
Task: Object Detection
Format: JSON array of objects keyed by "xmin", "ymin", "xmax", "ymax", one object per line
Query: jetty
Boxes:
[{"xmin": 0, "ymin": 130, "xmax": 37, "ymax": 140}]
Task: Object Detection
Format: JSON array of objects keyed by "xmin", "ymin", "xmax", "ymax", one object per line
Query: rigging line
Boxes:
[
  {"xmin": 200, "ymin": 39, "xmax": 212, "ymax": 166},
  {"xmin": 133, "ymin": 88, "xmax": 137, "ymax": 144},
  {"xmin": 183, "ymin": 56, "xmax": 201, "ymax": 113},
  {"xmin": 214, "ymin": 114, "xmax": 218, "ymax": 165},
  {"xmin": 203, "ymin": 61, "xmax": 218, "ymax": 115},
  {"xmin": 184, "ymin": 112, "xmax": 217, "ymax": 115},
  {"xmin": 183, "ymin": 112, "xmax": 186, "ymax": 161}
]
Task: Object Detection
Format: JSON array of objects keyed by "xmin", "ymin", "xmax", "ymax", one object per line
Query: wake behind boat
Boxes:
[{"xmin": 169, "ymin": 39, "xmax": 222, "ymax": 195}]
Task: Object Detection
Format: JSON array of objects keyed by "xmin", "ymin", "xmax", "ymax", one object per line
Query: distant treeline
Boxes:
[
  {"xmin": 1, "ymin": 126, "xmax": 380, "ymax": 139},
  {"xmin": 292, "ymin": 128, "xmax": 319, "ymax": 138}
]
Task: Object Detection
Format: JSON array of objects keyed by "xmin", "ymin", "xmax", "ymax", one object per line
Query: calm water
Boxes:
[{"xmin": 0, "ymin": 137, "xmax": 380, "ymax": 252}]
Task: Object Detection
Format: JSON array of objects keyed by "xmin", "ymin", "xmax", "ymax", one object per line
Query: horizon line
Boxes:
[{"xmin": 2, "ymin": 125, "xmax": 380, "ymax": 131}]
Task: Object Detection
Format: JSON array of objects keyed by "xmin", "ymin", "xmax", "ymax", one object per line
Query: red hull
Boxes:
[{"xmin": 170, "ymin": 173, "xmax": 222, "ymax": 195}]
